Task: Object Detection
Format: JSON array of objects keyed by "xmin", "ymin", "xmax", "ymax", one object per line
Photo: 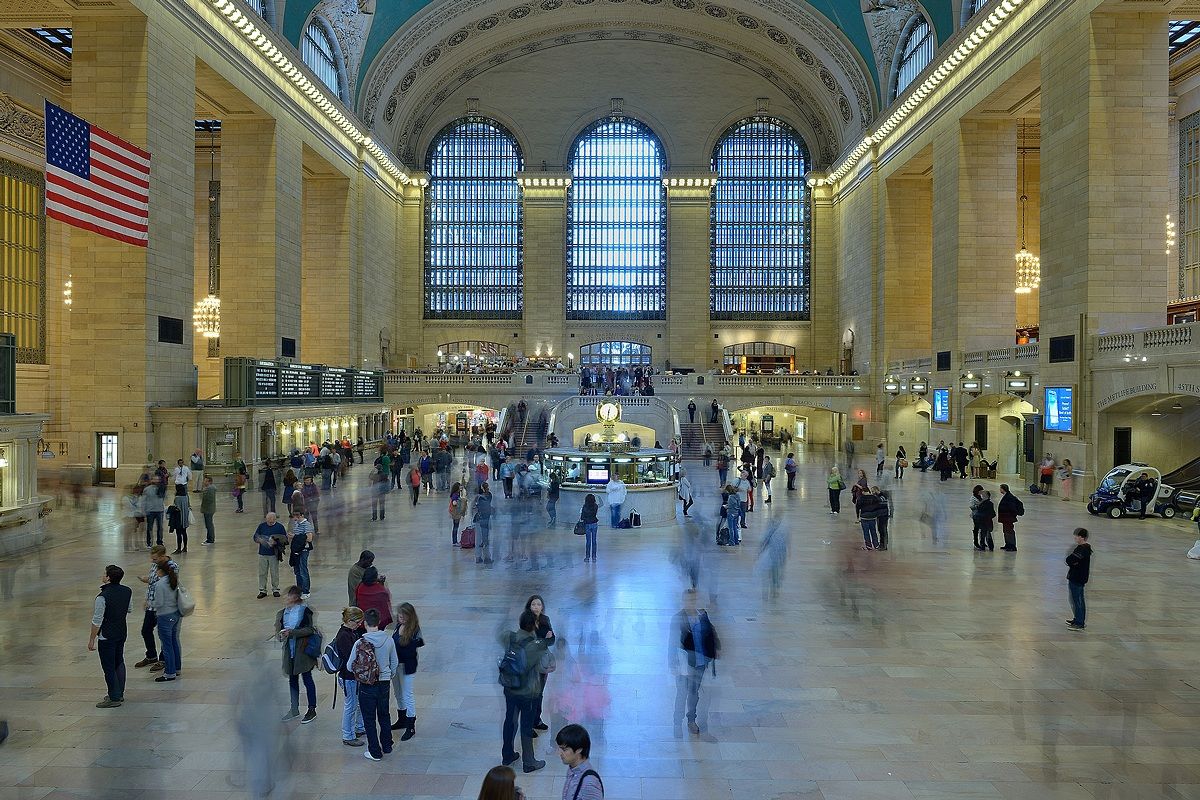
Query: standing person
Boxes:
[
  {"xmin": 300, "ymin": 475, "xmax": 321, "ymax": 533},
  {"xmin": 141, "ymin": 476, "xmax": 166, "ymax": 547},
  {"xmin": 579, "ymin": 493, "xmax": 600, "ymax": 562},
  {"xmin": 357, "ymin": 438, "xmax": 365, "ymax": 465},
  {"xmin": 348, "ymin": 550, "xmax": 375, "ymax": 606},
  {"xmin": 875, "ymin": 443, "xmax": 886, "ymax": 478},
  {"xmin": 850, "ymin": 469, "xmax": 869, "ymax": 519},
  {"xmin": 687, "ymin": 400, "xmax": 696, "ymax": 423},
  {"xmin": 604, "ymin": 475, "xmax": 627, "ymax": 528},
  {"xmin": 347, "ymin": 608, "xmax": 399, "ymax": 761},
  {"xmin": 449, "ymin": 483, "xmax": 468, "ymax": 545},
  {"xmin": 675, "ymin": 589, "xmax": 719, "ymax": 735},
  {"xmin": 975, "ymin": 490, "xmax": 996, "ymax": 552},
  {"xmin": 827, "ymin": 466, "xmax": 845, "ymax": 514},
  {"xmin": 276, "ymin": 586, "xmax": 319, "ymax": 724},
  {"xmin": 709, "ymin": 399, "xmax": 719, "ymax": 423},
  {"xmin": 524, "ymin": 595, "xmax": 556, "ymax": 733},
  {"xmin": 253, "ymin": 512, "xmax": 287, "ymax": 599},
  {"xmin": 149, "ymin": 561, "xmax": 181, "ymax": 682},
  {"xmin": 952, "ymin": 443, "xmax": 968, "ymax": 479},
  {"xmin": 172, "ymin": 458, "xmax": 192, "ymax": 493},
  {"xmin": 546, "ymin": 471, "xmax": 561, "ymax": 527},
  {"xmin": 389, "ymin": 602, "xmax": 424, "ymax": 740},
  {"xmin": 875, "ymin": 487, "xmax": 893, "ymax": 551},
  {"xmin": 857, "ymin": 487, "xmax": 882, "ymax": 550},
  {"xmin": 288, "ymin": 508, "xmax": 314, "ymax": 599},
  {"xmin": 917, "ymin": 441, "xmax": 929, "ymax": 472},
  {"xmin": 1134, "ymin": 471, "xmax": 1159, "ymax": 519},
  {"xmin": 678, "ymin": 468, "xmax": 694, "ymax": 518},
  {"xmin": 997, "ymin": 484, "xmax": 1024, "ymax": 551},
  {"xmin": 761, "ymin": 456, "xmax": 775, "ymax": 503},
  {"xmin": 556, "ymin": 724, "xmax": 604, "ymax": 800},
  {"xmin": 715, "ymin": 448, "xmax": 729, "ymax": 488},
  {"xmin": 1065, "ymin": 528, "xmax": 1092, "ymax": 631},
  {"xmin": 419, "ymin": 450, "xmax": 434, "ymax": 494},
  {"xmin": 1038, "ymin": 453, "xmax": 1057, "ymax": 495},
  {"xmin": 969, "ymin": 485, "xmax": 985, "ymax": 550},
  {"xmin": 199, "ymin": 476, "xmax": 217, "ymax": 545},
  {"xmin": 1059, "ymin": 459, "xmax": 1075, "ymax": 502},
  {"xmin": 895, "ymin": 445, "xmax": 907, "ymax": 479},
  {"xmin": 260, "ymin": 461, "xmax": 277, "ymax": 515},
  {"xmin": 476, "ymin": 765, "xmax": 524, "ymax": 800},
  {"xmin": 189, "ymin": 449, "xmax": 205, "ymax": 491},
  {"xmin": 334, "ymin": 606, "xmax": 367, "ymax": 747},
  {"xmin": 968, "ymin": 443, "xmax": 981, "ymax": 478},
  {"xmin": 167, "ymin": 490, "xmax": 189, "ymax": 554},
  {"xmin": 474, "ymin": 483, "xmax": 495, "ymax": 564},
  {"xmin": 721, "ymin": 484, "xmax": 744, "ymax": 546},
  {"xmin": 935, "ymin": 449, "xmax": 953, "ymax": 481},
  {"xmin": 371, "ymin": 458, "xmax": 389, "ymax": 521},
  {"xmin": 500, "ymin": 610, "xmax": 550, "ymax": 773},
  {"xmin": 232, "ymin": 469, "xmax": 247, "ymax": 513},
  {"xmin": 282, "ymin": 469, "xmax": 298, "ymax": 516},
  {"xmin": 408, "ymin": 466, "xmax": 422, "ymax": 506},
  {"xmin": 784, "ymin": 453, "xmax": 797, "ymax": 490},
  {"xmin": 732, "ymin": 469, "xmax": 752, "ymax": 530},
  {"xmin": 355, "ymin": 567, "xmax": 394, "ymax": 628},
  {"xmin": 702, "ymin": 442, "xmax": 713, "ymax": 467},
  {"xmin": 134, "ymin": 547, "xmax": 176, "ymax": 671},
  {"xmin": 89, "ymin": 564, "xmax": 133, "ymax": 708}
]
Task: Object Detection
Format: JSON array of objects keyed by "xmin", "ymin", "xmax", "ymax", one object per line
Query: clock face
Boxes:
[{"xmin": 597, "ymin": 402, "xmax": 620, "ymax": 422}]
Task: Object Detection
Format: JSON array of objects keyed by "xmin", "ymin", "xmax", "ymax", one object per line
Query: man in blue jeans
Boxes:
[
  {"xmin": 288, "ymin": 508, "xmax": 314, "ymax": 599},
  {"xmin": 501, "ymin": 611, "xmax": 549, "ymax": 773},
  {"xmin": 1065, "ymin": 528, "xmax": 1092, "ymax": 631},
  {"xmin": 605, "ymin": 476, "xmax": 626, "ymax": 528},
  {"xmin": 347, "ymin": 609, "xmax": 398, "ymax": 761}
]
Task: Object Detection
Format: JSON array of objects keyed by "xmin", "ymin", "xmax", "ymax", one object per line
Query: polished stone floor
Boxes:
[{"xmin": 1, "ymin": 449, "xmax": 1199, "ymax": 800}]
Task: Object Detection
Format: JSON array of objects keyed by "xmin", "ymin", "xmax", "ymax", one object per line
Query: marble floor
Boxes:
[{"xmin": 1, "ymin": 449, "xmax": 1199, "ymax": 800}]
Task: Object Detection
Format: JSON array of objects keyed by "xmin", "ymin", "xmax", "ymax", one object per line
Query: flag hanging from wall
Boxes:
[{"xmin": 44, "ymin": 101, "xmax": 150, "ymax": 247}]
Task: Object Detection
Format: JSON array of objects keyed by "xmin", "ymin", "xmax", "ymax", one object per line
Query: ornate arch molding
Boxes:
[
  {"xmin": 397, "ymin": 24, "xmax": 840, "ymax": 166},
  {"xmin": 359, "ymin": 0, "xmax": 877, "ymax": 146}
]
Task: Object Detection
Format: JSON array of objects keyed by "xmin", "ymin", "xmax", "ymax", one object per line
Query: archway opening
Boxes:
[
  {"xmin": 721, "ymin": 341, "xmax": 796, "ymax": 374},
  {"xmin": 964, "ymin": 393, "xmax": 1037, "ymax": 477}
]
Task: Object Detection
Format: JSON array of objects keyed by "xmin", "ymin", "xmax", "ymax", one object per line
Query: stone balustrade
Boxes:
[{"xmin": 1094, "ymin": 322, "xmax": 1197, "ymax": 358}]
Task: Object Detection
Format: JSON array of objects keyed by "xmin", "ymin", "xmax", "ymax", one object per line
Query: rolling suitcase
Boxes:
[{"xmin": 459, "ymin": 525, "xmax": 476, "ymax": 549}]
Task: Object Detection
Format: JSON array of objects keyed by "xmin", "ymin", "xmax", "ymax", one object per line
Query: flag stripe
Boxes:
[
  {"xmin": 48, "ymin": 208, "xmax": 148, "ymax": 247},
  {"xmin": 44, "ymin": 101, "xmax": 151, "ymax": 247},
  {"xmin": 46, "ymin": 185, "xmax": 149, "ymax": 228}
]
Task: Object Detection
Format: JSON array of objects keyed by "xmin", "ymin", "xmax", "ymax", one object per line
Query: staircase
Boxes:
[{"xmin": 679, "ymin": 420, "xmax": 726, "ymax": 460}]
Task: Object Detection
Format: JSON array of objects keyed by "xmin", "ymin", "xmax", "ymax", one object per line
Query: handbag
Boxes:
[
  {"xmin": 303, "ymin": 629, "xmax": 323, "ymax": 660},
  {"xmin": 176, "ymin": 585, "xmax": 196, "ymax": 617},
  {"xmin": 537, "ymin": 648, "xmax": 557, "ymax": 674},
  {"xmin": 573, "ymin": 521, "xmax": 587, "ymax": 536},
  {"xmin": 899, "ymin": 459, "xmax": 909, "ymax": 468}
]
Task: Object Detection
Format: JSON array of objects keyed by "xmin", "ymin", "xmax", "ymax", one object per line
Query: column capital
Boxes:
[
  {"xmin": 663, "ymin": 171, "xmax": 717, "ymax": 201},
  {"xmin": 517, "ymin": 171, "xmax": 571, "ymax": 199}
]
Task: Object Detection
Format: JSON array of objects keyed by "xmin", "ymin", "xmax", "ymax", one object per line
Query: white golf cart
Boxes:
[{"xmin": 1086, "ymin": 463, "xmax": 1176, "ymax": 519}]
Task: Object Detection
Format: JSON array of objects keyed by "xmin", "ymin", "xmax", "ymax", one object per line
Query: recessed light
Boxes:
[
  {"xmin": 1151, "ymin": 411, "xmax": 1163, "ymax": 416},
  {"xmin": 1172, "ymin": 402, "xmax": 1183, "ymax": 410}
]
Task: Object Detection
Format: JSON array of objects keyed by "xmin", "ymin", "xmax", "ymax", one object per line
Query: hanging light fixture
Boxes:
[
  {"xmin": 193, "ymin": 120, "xmax": 222, "ymax": 346},
  {"xmin": 1014, "ymin": 119, "xmax": 1040, "ymax": 294}
]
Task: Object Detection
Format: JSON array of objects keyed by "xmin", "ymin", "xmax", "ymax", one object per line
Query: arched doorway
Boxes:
[
  {"xmin": 578, "ymin": 341, "xmax": 651, "ymax": 367},
  {"xmin": 722, "ymin": 341, "xmax": 796, "ymax": 374},
  {"xmin": 886, "ymin": 394, "xmax": 931, "ymax": 458},
  {"xmin": 963, "ymin": 394, "xmax": 1037, "ymax": 477},
  {"xmin": 1097, "ymin": 393, "xmax": 1200, "ymax": 476}
]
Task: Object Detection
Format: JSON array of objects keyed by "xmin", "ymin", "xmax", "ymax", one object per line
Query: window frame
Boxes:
[
  {"xmin": 423, "ymin": 116, "xmax": 525, "ymax": 320},
  {"xmin": 566, "ymin": 115, "xmax": 668, "ymax": 321},
  {"xmin": 301, "ymin": 17, "xmax": 347, "ymax": 103},
  {"xmin": 709, "ymin": 115, "xmax": 811, "ymax": 321},
  {"xmin": 891, "ymin": 13, "xmax": 936, "ymax": 102}
]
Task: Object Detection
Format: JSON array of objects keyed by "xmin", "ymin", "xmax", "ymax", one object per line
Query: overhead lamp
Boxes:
[{"xmin": 1172, "ymin": 401, "xmax": 1183, "ymax": 410}]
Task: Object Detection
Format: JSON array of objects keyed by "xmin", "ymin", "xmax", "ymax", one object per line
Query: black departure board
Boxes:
[{"xmin": 224, "ymin": 358, "xmax": 383, "ymax": 406}]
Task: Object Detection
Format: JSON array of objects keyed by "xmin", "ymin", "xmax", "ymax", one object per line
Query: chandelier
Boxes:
[
  {"xmin": 1014, "ymin": 120, "xmax": 1040, "ymax": 294},
  {"xmin": 193, "ymin": 294, "xmax": 221, "ymax": 338}
]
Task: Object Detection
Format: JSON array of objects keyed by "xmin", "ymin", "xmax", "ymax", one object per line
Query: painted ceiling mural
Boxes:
[{"xmin": 279, "ymin": 0, "xmax": 957, "ymax": 163}]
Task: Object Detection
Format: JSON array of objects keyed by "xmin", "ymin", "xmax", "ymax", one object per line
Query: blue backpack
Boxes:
[{"xmin": 497, "ymin": 636, "xmax": 527, "ymax": 690}]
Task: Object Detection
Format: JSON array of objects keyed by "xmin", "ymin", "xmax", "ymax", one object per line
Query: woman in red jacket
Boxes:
[{"xmin": 353, "ymin": 566, "xmax": 393, "ymax": 628}]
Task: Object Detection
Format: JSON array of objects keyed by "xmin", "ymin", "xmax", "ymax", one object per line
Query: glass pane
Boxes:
[
  {"xmin": 424, "ymin": 118, "xmax": 524, "ymax": 319},
  {"xmin": 302, "ymin": 22, "xmax": 341, "ymax": 98},
  {"xmin": 894, "ymin": 16, "xmax": 934, "ymax": 99}
]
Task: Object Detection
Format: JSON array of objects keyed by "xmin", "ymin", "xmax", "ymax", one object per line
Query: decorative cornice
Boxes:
[
  {"xmin": 0, "ymin": 91, "xmax": 45, "ymax": 151},
  {"xmin": 516, "ymin": 171, "xmax": 571, "ymax": 187}
]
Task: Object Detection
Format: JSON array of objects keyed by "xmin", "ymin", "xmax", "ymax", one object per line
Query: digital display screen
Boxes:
[
  {"xmin": 225, "ymin": 358, "xmax": 384, "ymax": 406},
  {"xmin": 1044, "ymin": 386, "xmax": 1074, "ymax": 432},
  {"xmin": 586, "ymin": 467, "xmax": 609, "ymax": 483},
  {"xmin": 932, "ymin": 388, "xmax": 950, "ymax": 423}
]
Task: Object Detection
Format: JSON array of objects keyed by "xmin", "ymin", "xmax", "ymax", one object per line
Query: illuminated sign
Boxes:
[
  {"xmin": 910, "ymin": 379, "xmax": 928, "ymax": 394},
  {"xmin": 932, "ymin": 388, "xmax": 950, "ymax": 423},
  {"xmin": 224, "ymin": 358, "xmax": 384, "ymax": 406},
  {"xmin": 1044, "ymin": 386, "xmax": 1074, "ymax": 433}
]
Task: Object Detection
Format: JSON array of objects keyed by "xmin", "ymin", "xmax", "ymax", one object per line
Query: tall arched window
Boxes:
[
  {"xmin": 244, "ymin": 0, "xmax": 276, "ymax": 27},
  {"xmin": 961, "ymin": 0, "xmax": 989, "ymax": 25},
  {"xmin": 424, "ymin": 117, "xmax": 524, "ymax": 319},
  {"xmin": 567, "ymin": 117, "xmax": 666, "ymax": 319},
  {"xmin": 710, "ymin": 117, "xmax": 810, "ymax": 320},
  {"xmin": 892, "ymin": 14, "xmax": 935, "ymax": 101},
  {"xmin": 302, "ymin": 19, "xmax": 345, "ymax": 101}
]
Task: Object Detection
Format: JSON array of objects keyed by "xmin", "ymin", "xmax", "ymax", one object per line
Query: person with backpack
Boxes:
[
  {"xmin": 556, "ymin": 723, "xmax": 604, "ymax": 799},
  {"xmin": 784, "ymin": 453, "xmax": 797, "ymax": 490},
  {"xmin": 499, "ymin": 610, "xmax": 550, "ymax": 773},
  {"xmin": 332, "ymin": 606, "xmax": 366, "ymax": 746},
  {"xmin": 276, "ymin": 586, "xmax": 319, "ymax": 724},
  {"xmin": 389, "ymin": 602, "xmax": 423, "ymax": 740},
  {"xmin": 449, "ymin": 483, "xmax": 469, "ymax": 546},
  {"xmin": 346, "ymin": 608, "xmax": 399, "ymax": 761},
  {"xmin": 675, "ymin": 589, "xmax": 719, "ymax": 735},
  {"xmin": 702, "ymin": 442, "xmax": 713, "ymax": 468},
  {"xmin": 473, "ymin": 482, "xmax": 496, "ymax": 564},
  {"xmin": 997, "ymin": 483, "xmax": 1024, "ymax": 551}
]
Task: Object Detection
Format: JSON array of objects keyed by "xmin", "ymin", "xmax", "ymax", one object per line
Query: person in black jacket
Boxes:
[
  {"xmin": 1065, "ymin": 528, "xmax": 1092, "ymax": 630},
  {"xmin": 997, "ymin": 484, "xmax": 1023, "ymax": 551},
  {"xmin": 390, "ymin": 602, "xmax": 424, "ymax": 740},
  {"xmin": 335, "ymin": 607, "xmax": 366, "ymax": 746},
  {"xmin": 89, "ymin": 565, "xmax": 133, "ymax": 708},
  {"xmin": 674, "ymin": 590, "xmax": 720, "ymax": 735},
  {"xmin": 579, "ymin": 494, "xmax": 600, "ymax": 562},
  {"xmin": 524, "ymin": 595, "xmax": 556, "ymax": 733}
]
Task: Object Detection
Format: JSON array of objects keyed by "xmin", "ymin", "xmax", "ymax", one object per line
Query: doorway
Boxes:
[
  {"xmin": 1113, "ymin": 427, "xmax": 1132, "ymax": 467},
  {"xmin": 973, "ymin": 414, "xmax": 989, "ymax": 451},
  {"xmin": 97, "ymin": 433, "xmax": 118, "ymax": 486}
]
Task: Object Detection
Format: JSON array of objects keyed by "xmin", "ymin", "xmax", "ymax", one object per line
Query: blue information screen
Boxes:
[
  {"xmin": 1044, "ymin": 386, "xmax": 1074, "ymax": 432},
  {"xmin": 932, "ymin": 388, "xmax": 950, "ymax": 423}
]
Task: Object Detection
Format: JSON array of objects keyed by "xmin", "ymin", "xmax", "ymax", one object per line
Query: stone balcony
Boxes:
[{"xmin": 1094, "ymin": 322, "xmax": 1197, "ymax": 363}]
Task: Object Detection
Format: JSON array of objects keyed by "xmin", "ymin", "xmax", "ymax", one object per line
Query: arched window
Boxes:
[
  {"xmin": 961, "ymin": 0, "xmax": 989, "ymax": 25},
  {"xmin": 302, "ymin": 19, "xmax": 345, "ymax": 101},
  {"xmin": 579, "ymin": 341, "xmax": 652, "ymax": 367},
  {"xmin": 892, "ymin": 14, "xmax": 935, "ymax": 100},
  {"xmin": 723, "ymin": 342, "xmax": 796, "ymax": 373},
  {"xmin": 567, "ymin": 117, "xmax": 666, "ymax": 319},
  {"xmin": 424, "ymin": 117, "xmax": 524, "ymax": 319},
  {"xmin": 244, "ymin": 0, "xmax": 276, "ymax": 27},
  {"xmin": 710, "ymin": 117, "xmax": 809, "ymax": 320}
]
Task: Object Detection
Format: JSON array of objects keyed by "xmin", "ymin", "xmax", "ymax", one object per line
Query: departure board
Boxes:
[{"xmin": 224, "ymin": 358, "xmax": 383, "ymax": 406}]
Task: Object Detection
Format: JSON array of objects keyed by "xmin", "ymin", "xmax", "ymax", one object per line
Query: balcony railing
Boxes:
[
  {"xmin": 1095, "ymin": 322, "xmax": 1197, "ymax": 356},
  {"xmin": 383, "ymin": 370, "xmax": 867, "ymax": 396}
]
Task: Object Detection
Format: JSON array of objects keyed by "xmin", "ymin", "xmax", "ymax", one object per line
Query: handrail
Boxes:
[{"xmin": 720, "ymin": 406, "xmax": 733, "ymax": 445}]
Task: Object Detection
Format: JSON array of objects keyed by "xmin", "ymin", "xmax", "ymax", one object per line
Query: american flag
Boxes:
[{"xmin": 44, "ymin": 101, "xmax": 151, "ymax": 247}]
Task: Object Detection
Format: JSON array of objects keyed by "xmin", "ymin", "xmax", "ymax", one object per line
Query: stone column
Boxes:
[
  {"xmin": 664, "ymin": 173, "xmax": 716, "ymax": 369},
  {"xmin": 809, "ymin": 180, "xmax": 839, "ymax": 369},
  {"xmin": 1040, "ymin": 9, "xmax": 1170, "ymax": 478},
  {"xmin": 301, "ymin": 172, "xmax": 351, "ymax": 364},
  {"xmin": 65, "ymin": 13, "xmax": 195, "ymax": 484},
  {"xmin": 931, "ymin": 118, "xmax": 1018, "ymax": 356},
  {"xmin": 882, "ymin": 173, "xmax": 932, "ymax": 363},
  {"xmin": 518, "ymin": 173, "xmax": 569, "ymax": 359},
  {"xmin": 219, "ymin": 117, "xmax": 303, "ymax": 360},
  {"xmin": 394, "ymin": 180, "xmax": 424, "ymax": 367}
]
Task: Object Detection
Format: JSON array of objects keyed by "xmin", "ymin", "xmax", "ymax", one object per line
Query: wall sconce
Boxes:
[
  {"xmin": 909, "ymin": 378, "xmax": 928, "ymax": 395},
  {"xmin": 1004, "ymin": 371, "xmax": 1031, "ymax": 396},
  {"xmin": 883, "ymin": 377, "xmax": 900, "ymax": 395},
  {"xmin": 1122, "ymin": 353, "xmax": 1148, "ymax": 363},
  {"xmin": 960, "ymin": 373, "xmax": 983, "ymax": 396}
]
